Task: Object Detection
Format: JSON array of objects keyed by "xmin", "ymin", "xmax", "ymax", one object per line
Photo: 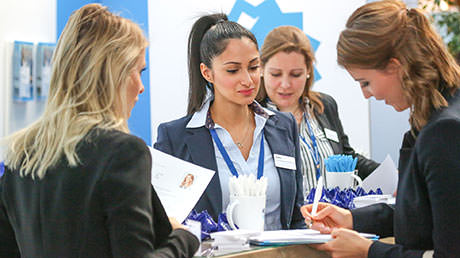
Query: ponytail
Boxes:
[{"xmin": 186, "ymin": 13, "xmax": 258, "ymax": 115}]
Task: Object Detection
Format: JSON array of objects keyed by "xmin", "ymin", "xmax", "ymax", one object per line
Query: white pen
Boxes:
[{"xmin": 311, "ymin": 176, "xmax": 323, "ymax": 217}]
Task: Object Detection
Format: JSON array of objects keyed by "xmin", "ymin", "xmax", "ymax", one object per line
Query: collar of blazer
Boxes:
[{"xmin": 183, "ymin": 113, "xmax": 293, "ymax": 219}]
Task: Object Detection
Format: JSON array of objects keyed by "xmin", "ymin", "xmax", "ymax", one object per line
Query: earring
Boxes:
[
  {"xmin": 306, "ymin": 74, "xmax": 310, "ymax": 79},
  {"xmin": 206, "ymin": 81, "xmax": 214, "ymax": 89}
]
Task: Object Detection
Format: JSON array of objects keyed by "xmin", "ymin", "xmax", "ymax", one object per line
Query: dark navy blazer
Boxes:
[
  {"xmin": 154, "ymin": 110, "xmax": 305, "ymax": 229},
  {"xmin": 352, "ymin": 89, "xmax": 460, "ymax": 257}
]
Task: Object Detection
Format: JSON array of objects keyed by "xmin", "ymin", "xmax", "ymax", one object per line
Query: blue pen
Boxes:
[{"xmin": 0, "ymin": 161, "xmax": 4, "ymax": 178}]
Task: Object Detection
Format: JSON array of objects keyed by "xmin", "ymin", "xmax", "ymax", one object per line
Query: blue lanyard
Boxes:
[
  {"xmin": 299, "ymin": 112, "xmax": 321, "ymax": 180},
  {"xmin": 209, "ymin": 128, "xmax": 265, "ymax": 179}
]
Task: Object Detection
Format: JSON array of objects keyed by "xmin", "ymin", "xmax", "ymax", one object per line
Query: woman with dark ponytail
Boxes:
[
  {"xmin": 301, "ymin": 1, "xmax": 460, "ymax": 257},
  {"xmin": 155, "ymin": 13, "xmax": 305, "ymax": 230}
]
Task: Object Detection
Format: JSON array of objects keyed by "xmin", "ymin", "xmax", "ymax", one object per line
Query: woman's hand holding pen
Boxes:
[
  {"xmin": 301, "ymin": 203, "xmax": 371, "ymax": 257},
  {"xmin": 301, "ymin": 202, "xmax": 353, "ymax": 233}
]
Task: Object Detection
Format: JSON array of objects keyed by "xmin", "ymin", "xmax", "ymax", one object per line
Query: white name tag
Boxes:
[
  {"xmin": 273, "ymin": 154, "xmax": 296, "ymax": 170},
  {"xmin": 324, "ymin": 128, "xmax": 339, "ymax": 142}
]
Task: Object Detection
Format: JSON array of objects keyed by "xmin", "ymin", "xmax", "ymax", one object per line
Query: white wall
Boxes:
[
  {"xmin": 300, "ymin": 0, "xmax": 369, "ymax": 155},
  {"xmin": 148, "ymin": 0, "xmax": 370, "ymax": 155},
  {"xmin": 0, "ymin": 0, "xmax": 56, "ymax": 142},
  {"xmin": 148, "ymin": 0, "xmax": 237, "ymax": 143}
]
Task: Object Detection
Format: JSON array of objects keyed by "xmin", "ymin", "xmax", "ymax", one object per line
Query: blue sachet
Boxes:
[
  {"xmin": 305, "ymin": 186, "xmax": 383, "ymax": 209},
  {"xmin": 184, "ymin": 210, "xmax": 234, "ymax": 240},
  {"xmin": 217, "ymin": 213, "xmax": 235, "ymax": 231},
  {"xmin": 325, "ymin": 154, "xmax": 358, "ymax": 172}
]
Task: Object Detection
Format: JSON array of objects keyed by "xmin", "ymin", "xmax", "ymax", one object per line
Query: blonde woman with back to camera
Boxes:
[
  {"xmin": 0, "ymin": 4, "xmax": 199, "ymax": 257},
  {"xmin": 301, "ymin": 0, "xmax": 460, "ymax": 257}
]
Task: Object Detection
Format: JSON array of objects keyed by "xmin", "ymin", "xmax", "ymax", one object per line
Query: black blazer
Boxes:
[
  {"xmin": 0, "ymin": 128, "xmax": 199, "ymax": 258},
  {"xmin": 314, "ymin": 93, "xmax": 379, "ymax": 178},
  {"xmin": 352, "ymin": 89, "xmax": 460, "ymax": 257},
  {"xmin": 154, "ymin": 110, "xmax": 305, "ymax": 229}
]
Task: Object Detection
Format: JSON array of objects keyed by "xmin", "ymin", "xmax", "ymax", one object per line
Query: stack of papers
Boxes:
[
  {"xmin": 210, "ymin": 230, "xmax": 258, "ymax": 251},
  {"xmin": 249, "ymin": 229, "xmax": 378, "ymax": 246},
  {"xmin": 353, "ymin": 194, "xmax": 395, "ymax": 208}
]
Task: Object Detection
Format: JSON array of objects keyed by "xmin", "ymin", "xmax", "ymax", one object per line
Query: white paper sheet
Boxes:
[
  {"xmin": 149, "ymin": 147, "xmax": 215, "ymax": 223},
  {"xmin": 249, "ymin": 229, "xmax": 378, "ymax": 245},
  {"xmin": 362, "ymin": 154, "xmax": 398, "ymax": 195}
]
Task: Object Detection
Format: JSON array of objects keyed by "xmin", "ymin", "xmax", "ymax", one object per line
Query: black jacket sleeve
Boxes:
[
  {"xmin": 100, "ymin": 136, "xmax": 199, "ymax": 258},
  {"xmin": 351, "ymin": 203, "xmax": 394, "ymax": 237},
  {"xmin": 0, "ymin": 177, "xmax": 20, "ymax": 258}
]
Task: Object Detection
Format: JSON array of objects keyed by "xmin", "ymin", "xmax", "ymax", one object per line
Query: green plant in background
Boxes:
[
  {"xmin": 434, "ymin": 12, "xmax": 460, "ymax": 59},
  {"xmin": 428, "ymin": 0, "xmax": 460, "ymax": 62}
]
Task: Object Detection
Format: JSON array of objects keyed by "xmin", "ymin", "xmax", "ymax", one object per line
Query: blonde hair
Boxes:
[
  {"xmin": 256, "ymin": 25, "xmax": 324, "ymax": 114},
  {"xmin": 3, "ymin": 4, "xmax": 148, "ymax": 179},
  {"xmin": 337, "ymin": 0, "xmax": 460, "ymax": 130}
]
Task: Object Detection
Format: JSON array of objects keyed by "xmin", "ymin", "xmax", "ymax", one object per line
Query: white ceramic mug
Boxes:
[
  {"xmin": 325, "ymin": 170, "xmax": 363, "ymax": 190},
  {"xmin": 226, "ymin": 195, "xmax": 265, "ymax": 231}
]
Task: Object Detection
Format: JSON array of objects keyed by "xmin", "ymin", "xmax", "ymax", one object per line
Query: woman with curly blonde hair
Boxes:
[
  {"xmin": 0, "ymin": 4, "xmax": 198, "ymax": 257},
  {"xmin": 302, "ymin": 0, "xmax": 460, "ymax": 257}
]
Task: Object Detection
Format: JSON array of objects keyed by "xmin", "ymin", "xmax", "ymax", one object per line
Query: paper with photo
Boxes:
[
  {"xmin": 149, "ymin": 147, "xmax": 215, "ymax": 223},
  {"xmin": 362, "ymin": 154, "xmax": 398, "ymax": 195}
]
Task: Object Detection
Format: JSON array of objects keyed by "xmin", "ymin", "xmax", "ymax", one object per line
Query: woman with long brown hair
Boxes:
[
  {"xmin": 302, "ymin": 1, "xmax": 460, "ymax": 257},
  {"xmin": 257, "ymin": 25, "xmax": 379, "ymax": 194}
]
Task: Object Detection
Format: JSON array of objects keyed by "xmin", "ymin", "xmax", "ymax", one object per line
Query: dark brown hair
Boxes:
[{"xmin": 187, "ymin": 13, "xmax": 258, "ymax": 115}]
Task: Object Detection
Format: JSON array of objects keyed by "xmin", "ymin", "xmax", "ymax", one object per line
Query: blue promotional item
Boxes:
[
  {"xmin": 325, "ymin": 154, "xmax": 358, "ymax": 172},
  {"xmin": 0, "ymin": 162, "xmax": 4, "ymax": 178},
  {"xmin": 185, "ymin": 210, "xmax": 235, "ymax": 240},
  {"xmin": 305, "ymin": 186, "xmax": 383, "ymax": 209}
]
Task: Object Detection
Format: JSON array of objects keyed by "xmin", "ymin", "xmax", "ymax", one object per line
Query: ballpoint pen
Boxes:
[{"xmin": 310, "ymin": 176, "xmax": 323, "ymax": 227}]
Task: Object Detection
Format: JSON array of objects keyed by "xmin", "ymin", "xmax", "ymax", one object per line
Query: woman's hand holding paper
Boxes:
[
  {"xmin": 300, "ymin": 202, "xmax": 353, "ymax": 233},
  {"xmin": 168, "ymin": 217, "xmax": 187, "ymax": 230}
]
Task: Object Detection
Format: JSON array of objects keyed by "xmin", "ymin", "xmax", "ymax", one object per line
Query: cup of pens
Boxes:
[
  {"xmin": 324, "ymin": 155, "xmax": 363, "ymax": 190},
  {"xmin": 226, "ymin": 174, "xmax": 267, "ymax": 232}
]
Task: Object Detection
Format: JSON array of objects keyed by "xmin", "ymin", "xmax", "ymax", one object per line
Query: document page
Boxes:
[
  {"xmin": 149, "ymin": 147, "xmax": 215, "ymax": 222},
  {"xmin": 362, "ymin": 154, "xmax": 398, "ymax": 195}
]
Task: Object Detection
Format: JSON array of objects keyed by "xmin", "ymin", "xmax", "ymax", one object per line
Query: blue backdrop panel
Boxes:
[{"xmin": 228, "ymin": 0, "xmax": 321, "ymax": 81}]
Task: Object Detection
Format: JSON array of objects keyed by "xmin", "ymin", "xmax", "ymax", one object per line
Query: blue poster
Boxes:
[
  {"xmin": 12, "ymin": 41, "xmax": 34, "ymax": 102},
  {"xmin": 36, "ymin": 43, "xmax": 56, "ymax": 100}
]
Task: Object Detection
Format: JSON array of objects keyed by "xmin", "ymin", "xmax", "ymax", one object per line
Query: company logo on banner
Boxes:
[{"xmin": 228, "ymin": 0, "xmax": 321, "ymax": 81}]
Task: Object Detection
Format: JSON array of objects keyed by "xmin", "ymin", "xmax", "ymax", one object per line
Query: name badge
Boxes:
[
  {"xmin": 324, "ymin": 128, "xmax": 339, "ymax": 142},
  {"xmin": 273, "ymin": 154, "xmax": 296, "ymax": 170}
]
